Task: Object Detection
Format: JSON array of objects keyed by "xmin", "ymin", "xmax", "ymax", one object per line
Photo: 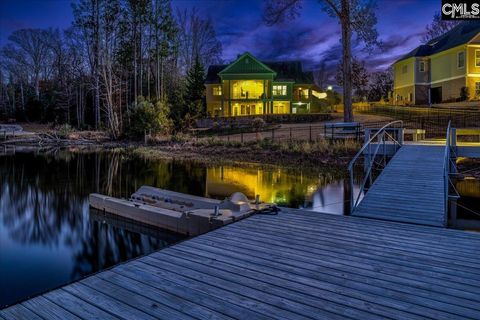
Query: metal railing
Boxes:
[
  {"xmin": 444, "ymin": 121, "xmax": 452, "ymax": 226},
  {"xmin": 443, "ymin": 121, "xmax": 461, "ymax": 226},
  {"xmin": 348, "ymin": 120, "xmax": 404, "ymax": 212}
]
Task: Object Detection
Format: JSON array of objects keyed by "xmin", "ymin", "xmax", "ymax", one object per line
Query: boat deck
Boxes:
[
  {"xmin": 353, "ymin": 145, "xmax": 447, "ymax": 227},
  {"xmin": 2, "ymin": 208, "xmax": 480, "ymax": 320}
]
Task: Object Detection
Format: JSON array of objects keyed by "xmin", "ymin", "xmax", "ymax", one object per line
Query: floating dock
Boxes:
[
  {"xmin": 2, "ymin": 208, "xmax": 480, "ymax": 319},
  {"xmin": 89, "ymin": 186, "xmax": 270, "ymax": 236}
]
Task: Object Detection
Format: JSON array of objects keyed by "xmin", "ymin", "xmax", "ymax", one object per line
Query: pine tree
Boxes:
[{"xmin": 183, "ymin": 54, "xmax": 205, "ymax": 117}]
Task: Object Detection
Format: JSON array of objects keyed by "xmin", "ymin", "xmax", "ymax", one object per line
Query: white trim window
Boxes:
[
  {"xmin": 476, "ymin": 50, "xmax": 480, "ymax": 67},
  {"xmin": 273, "ymin": 85, "xmax": 287, "ymax": 96},
  {"xmin": 419, "ymin": 61, "xmax": 425, "ymax": 72},
  {"xmin": 213, "ymin": 86, "xmax": 222, "ymax": 96},
  {"xmin": 458, "ymin": 51, "xmax": 465, "ymax": 69}
]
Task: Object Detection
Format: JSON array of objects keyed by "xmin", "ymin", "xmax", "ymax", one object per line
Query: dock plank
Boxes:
[{"xmin": 1, "ymin": 208, "xmax": 480, "ymax": 320}]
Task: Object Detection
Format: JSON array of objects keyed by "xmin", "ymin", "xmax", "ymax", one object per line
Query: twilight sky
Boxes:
[{"xmin": 0, "ymin": 0, "xmax": 439, "ymax": 74}]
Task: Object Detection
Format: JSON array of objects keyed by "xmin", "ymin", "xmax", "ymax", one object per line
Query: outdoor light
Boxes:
[{"xmin": 327, "ymin": 85, "xmax": 333, "ymax": 91}]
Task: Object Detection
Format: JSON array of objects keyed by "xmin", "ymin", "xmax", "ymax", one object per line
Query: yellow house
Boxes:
[
  {"xmin": 205, "ymin": 52, "xmax": 324, "ymax": 117},
  {"xmin": 393, "ymin": 22, "xmax": 480, "ymax": 105}
]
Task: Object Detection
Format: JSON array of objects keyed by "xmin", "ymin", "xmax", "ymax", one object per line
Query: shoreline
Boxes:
[{"xmin": 1, "ymin": 136, "xmax": 358, "ymax": 172}]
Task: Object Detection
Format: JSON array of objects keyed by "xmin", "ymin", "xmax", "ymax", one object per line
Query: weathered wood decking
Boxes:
[
  {"xmin": 353, "ymin": 145, "xmax": 447, "ymax": 227},
  {"xmin": 2, "ymin": 208, "xmax": 480, "ymax": 320}
]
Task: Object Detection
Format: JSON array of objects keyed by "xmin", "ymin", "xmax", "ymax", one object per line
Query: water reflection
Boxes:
[
  {"xmin": 0, "ymin": 150, "xmax": 185, "ymax": 308},
  {"xmin": 205, "ymin": 165, "xmax": 354, "ymax": 214},
  {"xmin": 0, "ymin": 148, "xmax": 354, "ymax": 308}
]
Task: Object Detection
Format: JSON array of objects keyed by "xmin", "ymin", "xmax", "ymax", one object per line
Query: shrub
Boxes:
[
  {"xmin": 124, "ymin": 97, "xmax": 173, "ymax": 139},
  {"xmin": 56, "ymin": 124, "xmax": 74, "ymax": 138},
  {"xmin": 252, "ymin": 117, "xmax": 266, "ymax": 129}
]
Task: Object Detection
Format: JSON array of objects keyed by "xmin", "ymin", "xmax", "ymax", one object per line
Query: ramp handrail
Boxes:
[
  {"xmin": 443, "ymin": 121, "xmax": 452, "ymax": 226},
  {"xmin": 348, "ymin": 120, "xmax": 404, "ymax": 212}
]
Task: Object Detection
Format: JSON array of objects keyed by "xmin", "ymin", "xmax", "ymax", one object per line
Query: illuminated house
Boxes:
[
  {"xmin": 393, "ymin": 22, "xmax": 480, "ymax": 105},
  {"xmin": 205, "ymin": 52, "xmax": 324, "ymax": 116}
]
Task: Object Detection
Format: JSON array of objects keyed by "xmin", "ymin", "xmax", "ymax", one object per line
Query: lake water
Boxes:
[{"xmin": 0, "ymin": 148, "xmax": 354, "ymax": 308}]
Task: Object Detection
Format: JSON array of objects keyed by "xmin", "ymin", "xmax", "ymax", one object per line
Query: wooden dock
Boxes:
[
  {"xmin": 353, "ymin": 145, "xmax": 447, "ymax": 227},
  {"xmin": 2, "ymin": 208, "xmax": 480, "ymax": 320}
]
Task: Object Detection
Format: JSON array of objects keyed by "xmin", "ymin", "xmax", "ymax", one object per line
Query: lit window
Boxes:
[
  {"xmin": 476, "ymin": 50, "xmax": 480, "ymax": 67},
  {"xmin": 476, "ymin": 82, "xmax": 480, "ymax": 96},
  {"xmin": 419, "ymin": 61, "xmax": 425, "ymax": 72},
  {"xmin": 458, "ymin": 51, "xmax": 465, "ymax": 68},
  {"xmin": 300, "ymin": 89, "xmax": 309, "ymax": 99},
  {"xmin": 213, "ymin": 86, "xmax": 222, "ymax": 96},
  {"xmin": 273, "ymin": 85, "xmax": 287, "ymax": 96},
  {"xmin": 402, "ymin": 65, "xmax": 408, "ymax": 74}
]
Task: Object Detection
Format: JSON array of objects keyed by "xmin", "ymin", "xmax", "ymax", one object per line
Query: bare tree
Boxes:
[
  {"xmin": 73, "ymin": 0, "xmax": 102, "ymax": 129},
  {"xmin": 64, "ymin": 27, "xmax": 89, "ymax": 127},
  {"xmin": 336, "ymin": 58, "xmax": 369, "ymax": 98},
  {"xmin": 99, "ymin": 0, "xmax": 123, "ymax": 138},
  {"xmin": 264, "ymin": 0, "xmax": 379, "ymax": 122},
  {"xmin": 176, "ymin": 7, "xmax": 222, "ymax": 73},
  {"xmin": 423, "ymin": 12, "xmax": 461, "ymax": 43},
  {"xmin": 2, "ymin": 29, "xmax": 51, "ymax": 100},
  {"xmin": 314, "ymin": 62, "xmax": 330, "ymax": 90},
  {"xmin": 367, "ymin": 69, "xmax": 393, "ymax": 102}
]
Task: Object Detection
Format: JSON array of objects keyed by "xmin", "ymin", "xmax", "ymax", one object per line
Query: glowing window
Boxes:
[
  {"xmin": 299, "ymin": 88, "xmax": 309, "ymax": 99},
  {"xmin": 476, "ymin": 50, "xmax": 480, "ymax": 67},
  {"xmin": 273, "ymin": 85, "xmax": 287, "ymax": 96},
  {"xmin": 213, "ymin": 86, "xmax": 222, "ymax": 96}
]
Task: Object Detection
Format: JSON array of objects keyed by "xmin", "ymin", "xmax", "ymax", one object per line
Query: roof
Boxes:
[
  {"xmin": 265, "ymin": 61, "xmax": 314, "ymax": 83},
  {"xmin": 218, "ymin": 52, "xmax": 276, "ymax": 75},
  {"xmin": 205, "ymin": 65, "xmax": 226, "ymax": 84},
  {"xmin": 396, "ymin": 21, "xmax": 480, "ymax": 63},
  {"xmin": 205, "ymin": 53, "xmax": 314, "ymax": 84}
]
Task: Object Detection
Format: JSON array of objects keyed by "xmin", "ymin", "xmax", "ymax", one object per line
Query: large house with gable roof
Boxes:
[
  {"xmin": 205, "ymin": 52, "xmax": 325, "ymax": 117},
  {"xmin": 393, "ymin": 22, "xmax": 480, "ymax": 105}
]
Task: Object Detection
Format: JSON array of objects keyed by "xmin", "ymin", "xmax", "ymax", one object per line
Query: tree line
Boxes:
[{"xmin": 0, "ymin": 0, "xmax": 221, "ymax": 138}]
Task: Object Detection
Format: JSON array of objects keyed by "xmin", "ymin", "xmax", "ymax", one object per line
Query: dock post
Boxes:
[
  {"xmin": 449, "ymin": 198, "xmax": 457, "ymax": 227},
  {"xmin": 398, "ymin": 128, "xmax": 404, "ymax": 146}
]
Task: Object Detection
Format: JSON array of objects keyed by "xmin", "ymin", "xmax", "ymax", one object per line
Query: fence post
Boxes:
[
  {"xmin": 289, "ymin": 127, "xmax": 292, "ymax": 141},
  {"xmin": 241, "ymin": 131, "xmax": 244, "ymax": 143},
  {"xmin": 271, "ymin": 128, "xmax": 274, "ymax": 142},
  {"xmin": 309, "ymin": 126, "xmax": 312, "ymax": 142}
]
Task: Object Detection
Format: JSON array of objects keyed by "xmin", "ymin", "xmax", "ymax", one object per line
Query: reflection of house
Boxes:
[
  {"xmin": 205, "ymin": 52, "xmax": 324, "ymax": 116},
  {"xmin": 205, "ymin": 166, "xmax": 318, "ymax": 205},
  {"xmin": 393, "ymin": 22, "xmax": 480, "ymax": 105}
]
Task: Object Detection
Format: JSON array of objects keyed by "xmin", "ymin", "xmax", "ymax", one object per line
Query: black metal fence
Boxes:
[
  {"xmin": 203, "ymin": 122, "xmax": 396, "ymax": 143},
  {"xmin": 354, "ymin": 105, "xmax": 480, "ymax": 138},
  {"xmin": 195, "ymin": 105, "xmax": 480, "ymax": 143}
]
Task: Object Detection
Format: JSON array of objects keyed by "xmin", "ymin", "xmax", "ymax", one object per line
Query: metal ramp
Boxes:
[
  {"xmin": 353, "ymin": 145, "xmax": 446, "ymax": 226},
  {"xmin": 349, "ymin": 121, "xmax": 453, "ymax": 227}
]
